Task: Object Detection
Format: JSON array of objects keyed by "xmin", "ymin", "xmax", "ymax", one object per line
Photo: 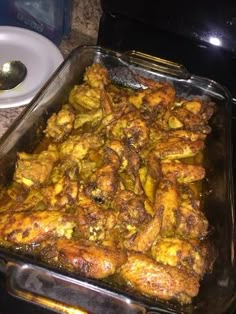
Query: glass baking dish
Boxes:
[{"xmin": 0, "ymin": 45, "xmax": 234, "ymax": 314}]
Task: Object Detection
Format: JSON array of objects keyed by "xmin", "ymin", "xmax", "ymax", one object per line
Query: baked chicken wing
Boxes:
[
  {"xmin": 151, "ymin": 237, "xmax": 208, "ymax": 277},
  {"xmin": 119, "ymin": 252, "xmax": 199, "ymax": 304},
  {"xmin": 40, "ymin": 238, "xmax": 127, "ymax": 279},
  {"xmin": 0, "ymin": 210, "xmax": 75, "ymax": 244}
]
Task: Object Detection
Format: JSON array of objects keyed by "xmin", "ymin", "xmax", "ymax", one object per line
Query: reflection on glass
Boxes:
[{"xmin": 209, "ymin": 36, "xmax": 222, "ymax": 46}]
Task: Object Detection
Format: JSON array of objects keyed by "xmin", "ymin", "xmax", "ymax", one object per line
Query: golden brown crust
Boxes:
[
  {"xmin": 119, "ymin": 252, "xmax": 199, "ymax": 304},
  {"xmin": 40, "ymin": 238, "xmax": 127, "ymax": 279}
]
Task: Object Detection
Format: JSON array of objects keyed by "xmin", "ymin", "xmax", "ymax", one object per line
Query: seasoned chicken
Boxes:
[
  {"xmin": 73, "ymin": 109, "xmax": 102, "ymax": 130},
  {"xmin": 109, "ymin": 112, "xmax": 150, "ymax": 151},
  {"xmin": 183, "ymin": 99, "xmax": 215, "ymax": 121},
  {"xmin": 139, "ymin": 154, "xmax": 161, "ymax": 202},
  {"xmin": 69, "ymin": 84, "xmax": 101, "ymax": 111},
  {"xmin": 0, "ymin": 186, "xmax": 45, "ymax": 214},
  {"xmin": 161, "ymin": 160, "xmax": 205, "ymax": 183},
  {"xmin": 50, "ymin": 159, "xmax": 79, "ymax": 183},
  {"xmin": 42, "ymin": 176, "xmax": 79, "ymax": 210},
  {"xmin": 76, "ymin": 190, "xmax": 117, "ymax": 242},
  {"xmin": 86, "ymin": 147, "xmax": 120, "ymax": 203},
  {"xmin": 59, "ymin": 133, "xmax": 103, "ymax": 162},
  {"xmin": 0, "ymin": 63, "xmax": 216, "ymax": 306},
  {"xmin": 84, "ymin": 63, "xmax": 110, "ymax": 88},
  {"xmin": 155, "ymin": 177, "xmax": 179, "ymax": 237},
  {"xmin": 154, "ymin": 137, "xmax": 204, "ymax": 159},
  {"xmin": 108, "ymin": 140, "xmax": 142, "ymax": 194},
  {"xmin": 40, "ymin": 238, "xmax": 126, "ymax": 279},
  {"xmin": 14, "ymin": 145, "xmax": 59, "ymax": 188},
  {"xmin": 0, "ymin": 210, "xmax": 75, "ymax": 244},
  {"xmin": 130, "ymin": 75, "xmax": 176, "ymax": 111},
  {"xmin": 119, "ymin": 252, "xmax": 199, "ymax": 304},
  {"xmin": 168, "ymin": 129, "xmax": 207, "ymax": 141},
  {"xmin": 151, "ymin": 237, "xmax": 208, "ymax": 277},
  {"xmin": 112, "ymin": 190, "xmax": 150, "ymax": 242},
  {"xmin": 44, "ymin": 104, "xmax": 75, "ymax": 142},
  {"xmin": 124, "ymin": 207, "xmax": 163, "ymax": 252},
  {"xmin": 168, "ymin": 105, "xmax": 212, "ymax": 134},
  {"xmin": 69, "ymin": 64, "xmax": 110, "ymax": 111},
  {"xmin": 176, "ymin": 200, "xmax": 208, "ymax": 239},
  {"xmin": 41, "ymin": 159, "xmax": 79, "ymax": 210},
  {"xmin": 113, "ymin": 190, "xmax": 149, "ymax": 228}
]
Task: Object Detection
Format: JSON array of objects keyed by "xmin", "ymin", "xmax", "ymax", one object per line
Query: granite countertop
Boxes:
[{"xmin": 0, "ymin": 0, "xmax": 102, "ymax": 139}]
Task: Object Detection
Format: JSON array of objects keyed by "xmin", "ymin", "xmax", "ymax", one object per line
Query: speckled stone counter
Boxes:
[
  {"xmin": 0, "ymin": 0, "xmax": 102, "ymax": 139},
  {"xmin": 60, "ymin": 0, "xmax": 102, "ymax": 56}
]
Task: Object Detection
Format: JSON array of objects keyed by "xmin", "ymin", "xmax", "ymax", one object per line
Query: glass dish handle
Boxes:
[
  {"xmin": 123, "ymin": 50, "xmax": 190, "ymax": 79},
  {"xmin": 6, "ymin": 260, "xmax": 147, "ymax": 314}
]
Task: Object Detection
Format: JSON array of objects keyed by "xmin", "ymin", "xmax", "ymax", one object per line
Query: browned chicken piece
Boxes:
[
  {"xmin": 151, "ymin": 237, "xmax": 208, "ymax": 277},
  {"xmin": 59, "ymin": 133, "xmax": 103, "ymax": 162},
  {"xmin": 73, "ymin": 109, "xmax": 102, "ymax": 130},
  {"xmin": 14, "ymin": 145, "xmax": 59, "ymax": 188},
  {"xmin": 168, "ymin": 129, "xmax": 207, "ymax": 141},
  {"xmin": 96, "ymin": 101, "xmax": 134, "ymax": 135},
  {"xmin": 69, "ymin": 85, "xmax": 101, "ymax": 111},
  {"xmin": 131, "ymin": 75, "xmax": 176, "ymax": 111},
  {"xmin": 40, "ymin": 159, "xmax": 79, "ymax": 210},
  {"xmin": 143, "ymin": 83, "xmax": 176, "ymax": 111},
  {"xmin": 113, "ymin": 190, "xmax": 150, "ymax": 235},
  {"xmin": 154, "ymin": 137, "xmax": 205, "ymax": 159},
  {"xmin": 107, "ymin": 84, "xmax": 134, "ymax": 112},
  {"xmin": 76, "ymin": 189, "xmax": 117, "ymax": 242},
  {"xmin": 44, "ymin": 104, "xmax": 75, "ymax": 142},
  {"xmin": 100, "ymin": 88, "xmax": 113, "ymax": 114},
  {"xmin": 128, "ymin": 89, "xmax": 146, "ymax": 109},
  {"xmin": 6, "ymin": 182, "xmax": 27, "ymax": 202},
  {"xmin": 42, "ymin": 177, "xmax": 79, "ymax": 210},
  {"xmin": 119, "ymin": 252, "xmax": 199, "ymax": 304},
  {"xmin": 176, "ymin": 200, "xmax": 208, "ymax": 239},
  {"xmin": 107, "ymin": 139, "xmax": 128, "ymax": 170},
  {"xmin": 17, "ymin": 188, "xmax": 45, "ymax": 211},
  {"xmin": 124, "ymin": 207, "xmax": 163, "ymax": 252},
  {"xmin": 109, "ymin": 112, "xmax": 149, "ymax": 151},
  {"xmin": 107, "ymin": 139, "xmax": 142, "ymax": 194},
  {"xmin": 79, "ymin": 153, "xmax": 102, "ymax": 183},
  {"xmin": 84, "ymin": 63, "xmax": 110, "ymax": 88},
  {"xmin": 40, "ymin": 238, "xmax": 127, "ymax": 279},
  {"xmin": 182, "ymin": 98, "xmax": 215, "ymax": 121},
  {"xmin": 0, "ymin": 210, "xmax": 75, "ymax": 244},
  {"xmin": 139, "ymin": 152, "xmax": 162, "ymax": 202},
  {"xmin": 0, "ymin": 186, "xmax": 45, "ymax": 213},
  {"xmin": 87, "ymin": 163, "xmax": 119, "ymax": 202},
  {"xmin": 0, "ymin": 183, "xmax": 27, "ymax": 213},
  {"xmin": 86, "ymin": 148, "xmax": 120, "ymax": 203},
  {"xmin": 161, "ymin": 160, "xmax": 206, "ymax": 183},
  {"xmin": 155, "ymin": 177, "xmax": 180, "ymax": 237},
  {"xmin": 123, "ymin": 118, "xmax": 150, "ymax": 151},
  {"xmin": 169, "ymin": 106, "xmax": 212, "ymax": 134},
  {"xmin": 181, "ymin": 99, "xmax": 202, "ymax": 115},
  {"xmin": 69, "ymin": 64, "xmax": 110, "ymax": 111},
  {"xmin": 50, "ymin": 159, "xmax": 79, "ymax": 183}
]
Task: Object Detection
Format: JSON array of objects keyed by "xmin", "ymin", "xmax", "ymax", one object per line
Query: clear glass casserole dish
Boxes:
[{"xmin": 0, "ymin": 45, "xmax": 234, "ymax": 314}]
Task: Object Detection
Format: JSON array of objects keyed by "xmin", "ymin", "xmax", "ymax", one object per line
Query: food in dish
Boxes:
[{"xmin": 0, "ymin": 63, "xmax": 216, "ymax": 304}]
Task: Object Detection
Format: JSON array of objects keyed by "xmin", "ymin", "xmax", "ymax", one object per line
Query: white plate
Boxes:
[{"xmin": 0, "ymin": 26, "xmax": 63, "ymax": 108}]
